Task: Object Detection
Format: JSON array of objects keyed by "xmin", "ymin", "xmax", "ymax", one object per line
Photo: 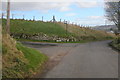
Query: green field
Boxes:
[{"xmin": 2, "ymin": 19, "xmax": 73, "ymax": 37}]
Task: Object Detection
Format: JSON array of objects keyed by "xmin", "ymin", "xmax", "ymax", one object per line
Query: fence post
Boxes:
[
  {"xmin": 42, "ymin": 16, "xmax": 43, "ymax": 21},
  {"xmin": 23, "ymin": 15, "xmax": 25, "ymax": 20},
  {"xmin": 33, "ymin": 16, "xmax": 35, "ymax": 21},
  {"xmin": 60, "ymin": 19, "xmax": 61, "ymax": 22}
]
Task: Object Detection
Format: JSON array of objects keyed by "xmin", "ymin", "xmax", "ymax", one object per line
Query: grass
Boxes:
[
  {"xmin": 16, "ymin": 42, "xmax": 48, "ymax": 72},
  {"xmin": 2, "ymin": 34, "xmax": 48, "ymax": 78},
  {"xmin": 16, "ymin": 37, "xmax": 113, "ymax": 43},
  {"xmin": 58, "ymin": 22, "xmax": 116, "ymax": 40}
]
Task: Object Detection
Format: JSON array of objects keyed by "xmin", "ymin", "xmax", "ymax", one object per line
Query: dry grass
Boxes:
[
  {"xmin": 2, "ymin": 34, "xmax": 28, "ymax": 78},
  {"xmin": 57, "ymin": 22, "xmax": 116, "ymax": 40}
]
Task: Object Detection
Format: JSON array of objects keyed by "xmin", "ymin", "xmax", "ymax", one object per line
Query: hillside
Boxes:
[
  {"xmin": 2, "ymin": 19, "xmax": 116, "ymax": 42},
  {"xmin": 92, "ymin": 25, "xmax": 118, "ymax": 32},
  {"xmin": 2, "ymin": 33, "xmax": 48, "ymax": 78},
  {"xmin": 58, "ymin": 22, "xmax": 115, "ymax": 41}
]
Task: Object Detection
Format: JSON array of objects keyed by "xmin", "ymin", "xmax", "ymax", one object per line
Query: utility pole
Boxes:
[{"xmin": 6, "ymin": 0, "xmax": 10, "ymax": 34}]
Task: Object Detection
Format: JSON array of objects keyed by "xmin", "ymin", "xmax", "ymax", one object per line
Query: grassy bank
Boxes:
[
  {"xmin": 2, "ymin": 19, "xmax": 73, "ymax": 37},
  {"xmin": 2, "ymin": 34, "xmax": 48, "ymax": 78}
]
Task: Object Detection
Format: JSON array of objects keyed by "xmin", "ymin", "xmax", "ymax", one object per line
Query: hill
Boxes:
[
  {"xmin": 92, "ymin": 25, "xmax": 118, "ymax": 32},
  {"xmin": 2, "ymin": 19, "xmax": 116, "ymax": 42},
  {"xmin": 2, "ymin": 33, "xmax": 48, "ymax": 78}
]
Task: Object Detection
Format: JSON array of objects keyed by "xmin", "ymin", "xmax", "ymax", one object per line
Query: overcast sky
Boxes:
[{"xmin": 1, "ymin": 0, "xmax": 114, "ymax": 26}]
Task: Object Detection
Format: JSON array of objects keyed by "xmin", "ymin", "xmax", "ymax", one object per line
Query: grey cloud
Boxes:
[
  {"xmin": 2, "ymin": 2, "xmax": 71, "ymax": 12},
  {"xmin": 2, "ymin": 1, "xmax": 101, "ymax": 12}
]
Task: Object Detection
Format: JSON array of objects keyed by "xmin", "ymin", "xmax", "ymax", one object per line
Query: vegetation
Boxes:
[
  {"xmin": 109, "ymin": 36, "xmax": 120, "ymax": 51},
  {"xmin": 58, "ymin": 22, "xmax": 115, "ymax": 40},
  {"xmin": 2, "ymin": 33, "xmax": 48, "ymax": 78},
  {"xmin": 2, "ymin": 19, "xmax": 116, "ymax": 42}
]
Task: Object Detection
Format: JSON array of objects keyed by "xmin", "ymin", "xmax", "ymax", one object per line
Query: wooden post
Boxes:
[
  {"xmin": 64, "ymin": 21, "xmax": 68, "ymax": 36},
  {"xmin": 60, "ymin": 19, "xmax": 61, "ymax": 22},
  {"xmin": 12, "ymin": 14, "xmax": 14, "ymax": 19},
  {"xmin": 6, "ymin": 0, "xmax": 10, "ymax": 34},
  {"xmin": 33, "ymin": 16, "xmax": 35, "ymax": 21},
  {"xmin": 53, "ymin": 15, "xmax": 55, "ymax": 22},
  {"xmin": 66, "ymin": 21, "xmax": 68, "ymax": 35},
  {"xmin": 64, "ymin": 20, "xmax": 65, "ymax": 23},
  {"xmin": 23, "ymin": 15, "xmax": 25, "ymax": 20},
  {"xmin": 42, "ymin": 16, "xmax": 43, "ymax": 21},
  {"xmin": 72, "ymin": 22, "xmax": 74, "ymax": 25}
]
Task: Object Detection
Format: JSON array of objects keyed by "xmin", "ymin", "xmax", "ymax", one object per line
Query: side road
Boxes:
[{"xmin": 22, "ymin": 40, "xmax": 118, "ymax": 78}]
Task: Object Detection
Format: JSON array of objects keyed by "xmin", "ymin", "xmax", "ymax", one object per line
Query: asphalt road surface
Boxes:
[{"xmin": 22, "ymin": 40, "xmax": 118, "ymax": 78}]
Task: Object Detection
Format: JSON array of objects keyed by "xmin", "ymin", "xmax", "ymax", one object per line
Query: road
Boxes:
[{"xmin": 22, "ymin": 40, "xmax": 118, "ymax": 78}]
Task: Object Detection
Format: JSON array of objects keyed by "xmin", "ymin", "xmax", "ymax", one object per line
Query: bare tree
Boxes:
[
  {"xmin": 105, "ymin": 1, "xmax": 120, "ymax": 31},
  {"xmin": 6, "ymin": 0, "xmax": 10, "ymax": 34}
]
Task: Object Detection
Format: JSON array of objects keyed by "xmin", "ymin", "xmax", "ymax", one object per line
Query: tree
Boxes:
[
  {"xmin": 105, "ymin": 1, "xmax": 120, "ymax": 31},
  {"xmin": 6, "ymin": 0, "xmax": 10, "ymax": 34}
]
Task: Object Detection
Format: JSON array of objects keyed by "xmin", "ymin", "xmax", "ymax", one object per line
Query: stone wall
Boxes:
[{"xmin": 11, "ymin": 33, "xmax": 78, "ymax": 42}]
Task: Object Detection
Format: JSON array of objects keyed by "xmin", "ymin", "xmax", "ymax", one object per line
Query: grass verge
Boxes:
[
  {"xmin": 2, "ymin": 34, "xmax": 48, "ymax": 78},
  {"xmin": 16, "ymin": 42, "xmax": 48, "ymax": 76},
  {"xmin": 16, "ymin": 37, "xmax": 114, "ymax": 43}
]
